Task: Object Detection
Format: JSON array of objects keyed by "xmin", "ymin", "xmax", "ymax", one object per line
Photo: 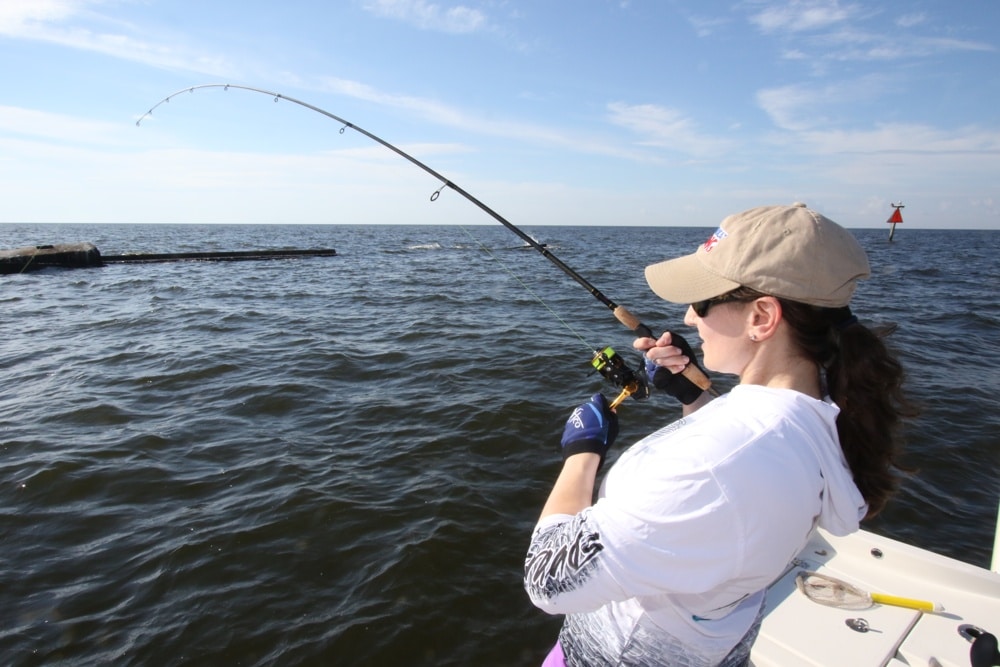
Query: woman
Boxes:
[{"xmin": 524, "ymin": 203, "xmax": 911, "ymax": 666}]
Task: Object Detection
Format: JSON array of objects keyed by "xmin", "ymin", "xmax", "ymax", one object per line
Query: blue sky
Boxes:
[{"xmin": 1, "ymin": 0, "xmax": 997, "ymax": 228}]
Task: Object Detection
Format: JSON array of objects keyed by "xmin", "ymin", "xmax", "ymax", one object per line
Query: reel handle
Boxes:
[{"xmin": 612, "ymin": 305, "xmax": 713, "ymax": 392}]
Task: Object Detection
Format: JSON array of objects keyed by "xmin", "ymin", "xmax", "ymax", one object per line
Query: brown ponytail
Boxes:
[
  {"xmin": 776, "ymin": 300, "xmax": 915, "ymax": 518},
  {"xmin": 719, "ymin": 286, "xmax": 915, "ymax": 517}
]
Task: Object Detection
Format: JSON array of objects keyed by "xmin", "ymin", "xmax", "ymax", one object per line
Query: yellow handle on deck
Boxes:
[{"xmin": 870, "ymin": 592, "xmax": 943, "ymax": 613}]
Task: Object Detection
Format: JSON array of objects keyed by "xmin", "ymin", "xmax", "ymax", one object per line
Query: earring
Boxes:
[{"xmin": 749, "ymin": 333, "xmax": 758, "ymax": 341}]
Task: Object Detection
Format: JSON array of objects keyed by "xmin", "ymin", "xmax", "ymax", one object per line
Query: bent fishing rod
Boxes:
[{"xmin": 136, "ymin": 83, "xmax": 712, "ymax": 405}]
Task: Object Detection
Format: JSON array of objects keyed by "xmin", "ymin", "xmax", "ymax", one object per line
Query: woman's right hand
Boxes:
[
  {"xmin": 634, "ymin": 330, "xmax": 691, "ymax": 375},
  {"xmin": 634, "ymin": 331, "xmax": 707, "ymax": 406}
]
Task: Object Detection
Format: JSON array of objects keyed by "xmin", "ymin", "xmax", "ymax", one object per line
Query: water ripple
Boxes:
[{"xmin": 1, "ymin": 223, "xmax": 997, "ymax": 665}]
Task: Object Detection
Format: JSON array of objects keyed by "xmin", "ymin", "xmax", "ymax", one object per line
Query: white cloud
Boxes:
[
  {"xmin": 817, "ymin": 28, "xmax": 994, "ymax": 62},
  {"xmin": 315, "ymin": 76, "xmax": 656, "ymax": 162},
  {"xmin": 318, "ymin": 76, "xmax": 470, "ymax": 127},
  {"xmin": 755, "ymin": 79, "xmax": 1000, "ymax": 175},
  {"xmin": 0, "ymin": 0, "xmax": 81, "ymax": 32},
  {"xmin": 896, "ymin": 12, "xmax": 926, "ymax": 28},
  {"xmin": 749, "ymin": 3, "xmax": 994, "ymax": 63},
  {"xmin": 756, "ymin": 85, "xmax": 817, "ymax": 132},
  {"xmin": 360, "ymin": 0, "xmax": 488, "ymax": 34},
  {"xmin": 0, "ymin": 104, "xmax": 126, "ymax": 146},
  {"xmin": 606, "ymin": 102, "xmax": 735, "ymax": 158},
  {"xmin": 0, "ymin": 0, "xmax": 238, "ymax": 77},
  {"xmin": 797, "ymin": 123, "xmax": 1000, "ymax": 157},
  {"xmin": 756, "ymin": 77, "xmax": 891, "ymax": 131},
  {"xmin": 749, "ymin": 0, "xmax": 856, "ymax": 33},
  {"xmin": 686, "ymin": 14, "xmax": 728, "ymax": 38}
]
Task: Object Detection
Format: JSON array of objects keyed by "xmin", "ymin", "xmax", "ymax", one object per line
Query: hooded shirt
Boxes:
[{"xmin": 525, "ymin": 385, "xmax": 867, "ymax": 667}]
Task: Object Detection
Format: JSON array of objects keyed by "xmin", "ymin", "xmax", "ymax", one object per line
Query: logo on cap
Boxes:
[{"xmin": 702, "ymin": 228, "xmax": 727, "ymax": 253}]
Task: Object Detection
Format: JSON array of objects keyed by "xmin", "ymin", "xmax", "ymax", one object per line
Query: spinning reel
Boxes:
[{"xmin": 591, "ymin": 347, "xmax": 650, "ymax": 410}]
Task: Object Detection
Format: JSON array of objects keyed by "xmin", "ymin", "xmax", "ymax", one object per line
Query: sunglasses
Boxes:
[{"xmin": 690, "ymin": 294, "xmax": 751, "ymax": 318}]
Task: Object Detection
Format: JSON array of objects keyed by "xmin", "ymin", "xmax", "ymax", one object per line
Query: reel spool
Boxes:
[{"xmin": 591, "ymin": 347, "xmax": 650, "ymax": 409}]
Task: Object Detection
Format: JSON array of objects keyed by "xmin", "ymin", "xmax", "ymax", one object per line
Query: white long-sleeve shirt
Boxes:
[{"xmin": 525, "ymin": 385, "xmax": 867, "ymax": 667}]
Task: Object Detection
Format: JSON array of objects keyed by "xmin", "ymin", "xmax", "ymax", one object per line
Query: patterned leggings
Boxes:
[{"xmin": 540, "ymin": 606, "xmax": 763, "ymax": 667}]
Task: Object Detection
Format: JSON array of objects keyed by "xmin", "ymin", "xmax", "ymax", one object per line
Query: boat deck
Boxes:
[{"xmin": 752, "ymin": 528, "xmax": 1000, "ymax": 666}]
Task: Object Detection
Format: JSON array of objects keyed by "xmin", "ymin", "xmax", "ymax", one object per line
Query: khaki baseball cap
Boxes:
[{"xmin": 645, "ymin": 203, "xmax": 870, "ymax": 308}]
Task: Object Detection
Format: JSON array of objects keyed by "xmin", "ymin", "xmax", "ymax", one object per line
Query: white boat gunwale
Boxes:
[{"xmin": 752, "ymin": 520, "xmax": 1000, "ymax": 666}]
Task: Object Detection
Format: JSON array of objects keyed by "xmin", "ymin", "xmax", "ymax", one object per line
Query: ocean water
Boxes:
[{"xmin": 1, "ymin": 223, "xmax": 998, "ymax": 666}]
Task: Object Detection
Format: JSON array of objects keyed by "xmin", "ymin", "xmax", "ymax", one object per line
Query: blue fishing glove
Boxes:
[
  {"xmin": 644, "ymin": 331, "xmax": 707, "ymax": 405},
  {"xmin": 560, "ymin": 393, "xmax": 619, "ymax": 464}
]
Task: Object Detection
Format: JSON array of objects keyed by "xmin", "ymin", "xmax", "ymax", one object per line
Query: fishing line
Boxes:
[
  {"xmin": 453, "ymin": 224, "xmax": 594, "ymax": 354},
  {"xmin": 137, "ymin": 83, "xmax": 714, "ymax": 401}
]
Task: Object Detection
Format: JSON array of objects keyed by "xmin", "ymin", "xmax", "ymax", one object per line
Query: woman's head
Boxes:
[
  {"xmin": 644, "ymin": 203, "xmax": 912, "ymax": 517},
  {"xmin": 680, "ymin": 285, "xmax": 856, "ymax": 376},
  {"xmin": 644, "ymin": 203, "xmax": 870, "ymax": 309}
]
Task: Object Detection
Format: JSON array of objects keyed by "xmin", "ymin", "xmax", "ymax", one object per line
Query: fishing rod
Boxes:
[{"xmin": 136, "ymin": 83, "xmax": 712, "ymax": 405}]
